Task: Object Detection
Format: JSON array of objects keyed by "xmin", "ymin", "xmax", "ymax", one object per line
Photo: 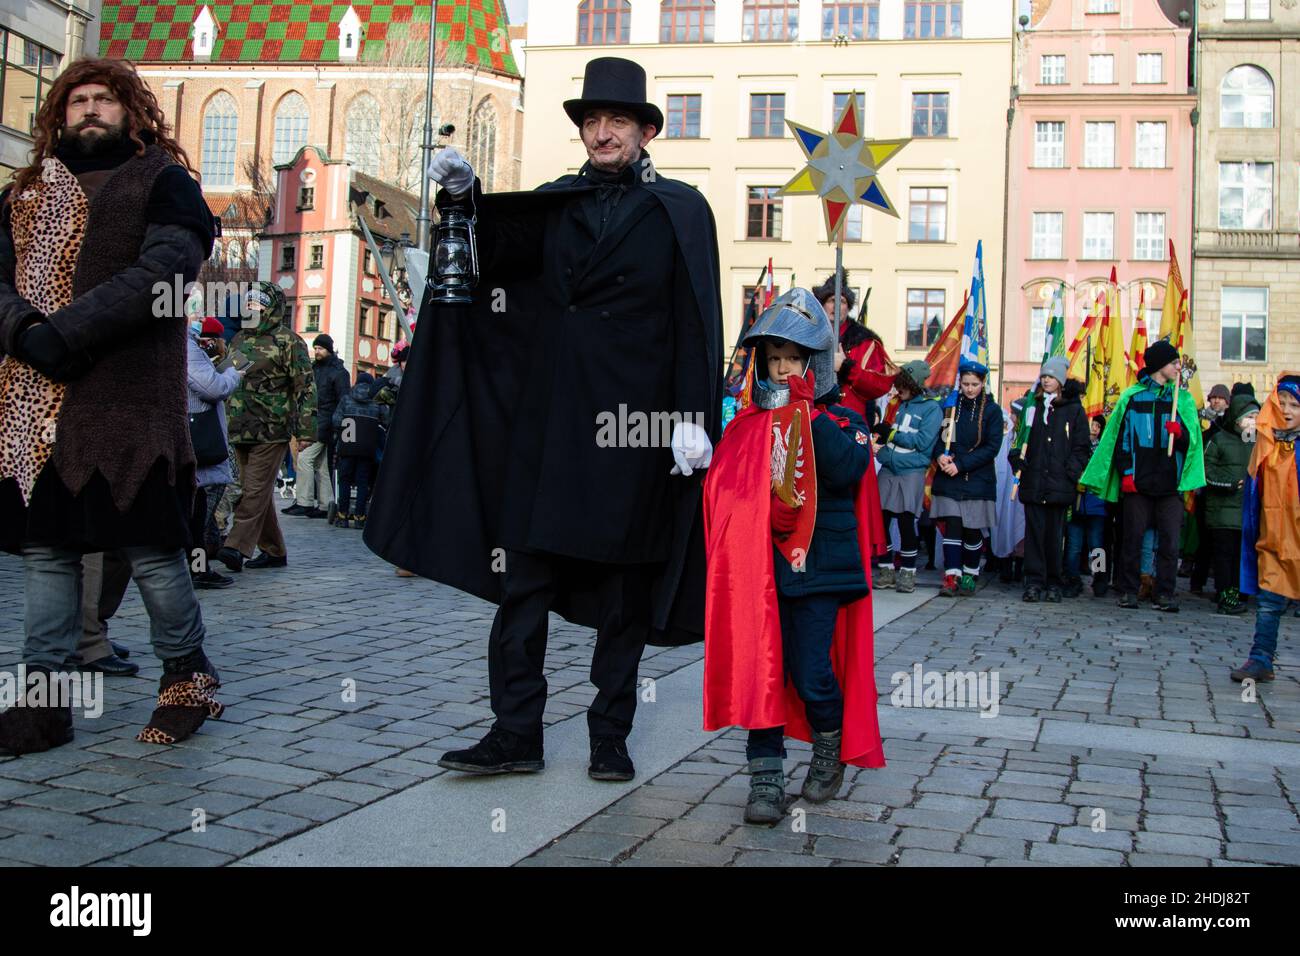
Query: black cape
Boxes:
[{"xmin": 364, "ymin": 169, "xmax": 723, "ymax": 646}]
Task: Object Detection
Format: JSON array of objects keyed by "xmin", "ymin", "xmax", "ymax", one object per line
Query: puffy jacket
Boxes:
[
  {"xmin": 932, "ymin": 391, "xmax": 1004, "ymax": 502},
  {"xmin": 1114, "ymin": 375, "xmax": 1191, "ymax": 495},
  {"xmin": 775, "ymin": 403, "xmax": 872, "ymax": 601},
  {"xmin": 1203, "ymin": 393, "xmax": 1259, "ymax": 530},
  {"xmin": 332, "ymin": 378, "xmax": 391, "ymax": 458},
  {"xmin": 226, "ymin": 310, "xmax": 317, "ymax": 445},
  {"xmin": 1008, "ymin": 379, "xmax": 1092, "ymax": 506},
  {"xmin": 875, "ymin": 393, "xmax": 942, "ymax": 475},
  {"xmin": 313, "ymin": 353, "xmax": 351, "ymax": 441}
]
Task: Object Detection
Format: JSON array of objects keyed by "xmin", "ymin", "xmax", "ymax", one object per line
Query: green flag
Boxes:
[{"xmin": 1044, "ymin": 282, "xmax": 1067, "ymax": 359}]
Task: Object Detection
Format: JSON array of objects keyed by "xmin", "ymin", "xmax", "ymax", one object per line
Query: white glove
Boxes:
[
  {"xmin": 426, "ymin": 147, "xmax": 474, "ymax": 196},
  {"xmin": 670, "ymin": 421, "xmax": 713, "ymax": 476}
]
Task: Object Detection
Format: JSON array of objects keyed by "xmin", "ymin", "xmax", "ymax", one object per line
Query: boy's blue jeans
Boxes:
[
  {"xmin": 1141, "ymin": 528, "xmax": 1156, "ymax": 576},
  {"xmin": 1064, "ymin": 515, "xmax": 1105, "ymax": 578},
  {"xmin": 1248, "ymin": 589, "xmax": 1289, "ymax": 667},
  {"xmin": 747, "ymin": 593, "xmax": 844, "ymax": 761}
]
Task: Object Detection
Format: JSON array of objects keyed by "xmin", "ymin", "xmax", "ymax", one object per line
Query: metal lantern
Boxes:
[{"xmin": 429, "ymin": 200, "xmax": 478, "ymax": 305}]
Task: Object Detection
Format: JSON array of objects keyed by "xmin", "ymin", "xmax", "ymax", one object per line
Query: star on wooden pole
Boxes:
[{"xmin": 778, "ymin": 94, "xmax": 910, "ymax": 242}]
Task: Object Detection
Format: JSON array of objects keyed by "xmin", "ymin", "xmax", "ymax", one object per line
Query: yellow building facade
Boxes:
[{"xmin": 520, "ymin": 0, "xmax": 1012, "ymax": 373}]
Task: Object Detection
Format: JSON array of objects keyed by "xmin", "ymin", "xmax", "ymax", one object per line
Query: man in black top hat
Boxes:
[{"xmin": 366, "ymin": 56, "xmax": 723, "ymax": 782}]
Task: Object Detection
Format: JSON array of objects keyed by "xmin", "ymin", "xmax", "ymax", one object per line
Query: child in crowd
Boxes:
[
  {"xmin": 931, "ymin": 362, "xmax": 1003, "ymax": 597},
  {"xmin": 1063, "ymin": 415, "xmax": 1111, "ymax": 597},
  {"xmin": 702, "ymin": 289, "xmax": 883, "ymax": 826},
  {"xmin": 1204, "ymin": 393, "xmax": 1261, "ymax": 615},
  {"xmin": 331, "ymin": 372, "xmax": 390, "ymax": 530},
  {"xmin": 1233, "ymin": 373, "xmax": 1300, "ymax": 683},
  {"xmin": 870, "ymin": 360, "xmax": 942, "ymax": 594}
]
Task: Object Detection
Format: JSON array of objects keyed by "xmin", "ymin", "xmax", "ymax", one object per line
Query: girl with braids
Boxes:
[{"xmin": 930, "ymin": 362, "xmax": 1004, "ymax": 597}]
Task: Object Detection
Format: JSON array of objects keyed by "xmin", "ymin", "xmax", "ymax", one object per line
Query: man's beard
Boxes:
[{"xmin": 60, "ymin": 119, "xmax": 127, "ymax": 157}]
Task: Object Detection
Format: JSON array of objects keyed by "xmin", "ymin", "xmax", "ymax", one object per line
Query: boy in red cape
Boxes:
[{"xmin": 703, "ymin": 288, "xmax": 884, "ymax": 826}]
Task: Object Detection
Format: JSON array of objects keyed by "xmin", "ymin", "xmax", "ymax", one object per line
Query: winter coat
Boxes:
[
  {"xmin": 313, "ymin": 353, "xmax": 351, "ymax": 441},
  {"xmin": 1203, "ymin": 393, "xmax": 1259, "ymax": 530},
  {"xmin": 332, "ymin": 378, "xmax": 391, "ymax": 459},
  {"xmin": 226, "ymin": 310, "xmax": 317, "ymax": 446},
  {"xmin": 1008, "ymin": 380, "xmax": 1092, "ymax": 506},
  {"xmin": 186, "ymin": 327, "xmax": 241, "ymax": 487},
  {"xmin": 875, "ymin": 393, "xmax": 942, "ymax": 475},
  {"xmin": 774, "ymin": 404, "xmax": 871, "ymax": 600},
  {"xmin": 931, "ymin": 391, "xmax": 1004, "ymax": 502}
]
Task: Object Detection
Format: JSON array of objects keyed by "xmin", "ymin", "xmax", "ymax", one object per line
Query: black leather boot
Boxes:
[
  {"xmin": 745, "ymin": 757, "xmax": 786, "ymax": 824},
  {"xmin": 438, "ymin": 725, "xmax": 544, "ymax": 774},
  {"xmin": 801, "ymin": 729, "xmax": 846, "ymax": 803}
]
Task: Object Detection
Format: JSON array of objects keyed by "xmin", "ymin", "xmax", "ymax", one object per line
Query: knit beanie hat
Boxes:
[
  {"xmin": 1039, "ymin": 355, "xmax": 1069, "ymax": 388},
  {"xmin": 1142, "ymin": 339, "xmax": 1179, "ymax": 374}
]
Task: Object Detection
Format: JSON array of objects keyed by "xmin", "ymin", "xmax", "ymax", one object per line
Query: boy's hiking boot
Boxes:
[
  {"xmin": 801, "ymin": 730, "xmax": 846, "ymax": 804},
  {"xmin": 895, "ymin": 568, "xmax": 916, "ymax": 593},
  {"xmin": 744, "ymin": 757, "xmax": 786, "ymax": 825}
]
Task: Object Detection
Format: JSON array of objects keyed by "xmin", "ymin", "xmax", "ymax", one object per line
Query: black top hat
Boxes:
[{"xmin": 563, "ymin": 57, "xmax": 664, "ymax": 135}]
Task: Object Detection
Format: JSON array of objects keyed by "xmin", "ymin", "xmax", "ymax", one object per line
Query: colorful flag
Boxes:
[
  {"xmin": 763, "ymin": 257, "xmax": 775, "ymax": 310},
  {"xmin": 1043, "ymin": 282, "xmax": 1067, "ymax": 359},
  {"xmin": 1067, "ymin": 290, "xmax": 1103, "ymax": 381},
  {"xmin": 946, "ymin": 241, "xmax": 989, "ymax": 408},
  {"xmin": 1084, "ymin": 289, "xmax": 1128, "ymax": 419},
  {"xmin": 1128, "ymin": 287, "xmax": 1149, "ymax": 385}
]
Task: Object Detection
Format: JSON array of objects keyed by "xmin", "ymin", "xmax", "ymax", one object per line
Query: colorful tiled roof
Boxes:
[{"xmin": 99, "ymin": 1, "xmax": 518, "ymax": 77}]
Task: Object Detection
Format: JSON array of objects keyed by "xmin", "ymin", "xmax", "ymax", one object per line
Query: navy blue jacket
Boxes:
[
  {"xmin": 775, "ymin": 403, "xmax": 872, "ymax": 601},
  {"xmin": 931, "ymin": 392, "xmax": 1003, "ymax": 502}
]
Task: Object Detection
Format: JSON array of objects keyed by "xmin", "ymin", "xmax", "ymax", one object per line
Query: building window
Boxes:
[
  {"xmin": 297, "ymin": 185, "xmax": 315, "ymax": 209},
  {"xmin": 911, "ymin": 93, "xmax": 949, "ymax": 137},
  {"xmin": 1040, "ymin": 55, "xmax": 1066, "ymax": 85},
  {"xmin": 746, "ymin": 186, "xmax": 783, "ymax": 239},
  {"xmin": 741, "ymin": 284, "xmax": 782, "ymax": 324},
  {"xmin": 904, "ymin": 2, "xmax": 962, "ymax": 38},
  {"xmin": 1087, "ymin": 54, "xmax": 1115, "ymax": 84},
  {"xmin": 1033, "ymin": 121, "xmax": 1065, "ymax": 168},
  {"xmin": 246, "ymin": 240, "xmax": 259, "ymax": 270},
  {"xmin": 1219, "ymin": 162, "xmax": 1273, "ymax": 230},
  {"xmin": 661, "ymin": 0, "xmax": 715, "ymax": 42},
  {"xmin": 908, "ymin": 187, "xmax": 947, "ymax": 242},
  {"xmin": 200, "ymin": 92, "xmax": 239, "ymax": 187},
  {"xmin": 577, "ymin": 0, "xmax": 632, "ymax": 44},
  {"xmin": 469, "ymin": 99, "xmax": 498, "ymax": 189},
  {"xmin": 1031, "ymin": 212, "xmax": 1064, "ymax": 259},
  {"xmin": 305, "ymin": 303, "xmax": 321, "ymax": 332},
  {"xmin": 1133, "ymin": 212, "xmax": 1166, "ymax": 261},
  {"xmin": 344, "ymin": 94, "xmax": 380, "ymax": 177},
  {"xmin": 272, "ymin": 92, "xmax": 310, "ymax": 165},
  {"xmin": 742, "ymin": 0, "xmax": 799, "ymax": 41},
  {"xmin": 1136, "ymin": 53, "xmax": 1163, "ymax": 84},
  {"xmin": 1083, "ymin": 212, "xmax": 1114, "ymax": 259},
  {"xmin": 0, "ymin": 30, "xmax": 58, "ymax": 135},
  {"xmin": 906, "ymin": 289, "xmax": 946, "ymax": 349},
  {"xmin": 226, "ymin": 240, "xmax": 243, "ymax": 269},
  {"xmin": 1220, "ymin": 287, "xmax": 1268, "ymax": 362},
  {"xmin": 1225, "ymin": 0, "xmax": 1270, "ymax": 19},
  {"xmin": 1030, "ymin": 306, "xmax": 1048, "ymax": 363},
  {"xmin": 1083, "ymin": 121, "xmax": 1115, "ymax": 168},
  {"xmin": 843, "ymin": 204, "xmax": 864, "ymax": 241},
  {"xmin": 359, "ymin": 305, "xmax": 370, "ymax": 337},
  {"xmin": 666, "ymin": 94, "xmax": 702, "ymax": 138},
  {"xmin": 1221, "ymin": 66, "xmax": 1273, "ymax": 128},
  {"xmin": 1134, "ymin": 122, "xmax": 1166, "ymax": 168},
  {"xmin": 822, "ymin": 2, "xmax": 878, "ymax": 40},
  {"xmin": 280, "ymin": 245, "xmax": 295, "ymax": 271},
  {"xmin": 309, "ymin": 243, "xmax": 324, "ymax": 270},
  {"xmin": 363, "ymin": 249, "xmax": 375, "ymax": 275},
  {"xmin": 1086, "ymin": 0, "xmax": 1118, "ymax": 11},
  {"xmin": 749, "ymin": 94, "xmax": 785, "ymax": 137}
]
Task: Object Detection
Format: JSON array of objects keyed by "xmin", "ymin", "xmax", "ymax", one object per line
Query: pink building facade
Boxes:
[
  {"xmin": 260, "ymin": 146, "xmax": 417, "ymax": 379},
  {"xmin": 1003, "ymin": 0, "xmax": 1194, "ymax": 406}
]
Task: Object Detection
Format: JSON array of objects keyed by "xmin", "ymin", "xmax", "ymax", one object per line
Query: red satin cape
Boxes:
[{"xmin": 702, "ymin": 404, "xmax": 885, "ymax": 768}]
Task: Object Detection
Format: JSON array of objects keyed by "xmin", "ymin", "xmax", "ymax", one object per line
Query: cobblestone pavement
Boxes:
[{"xmin": 1, "ymin": 513, "xmax": 1297, "ymax": 867}]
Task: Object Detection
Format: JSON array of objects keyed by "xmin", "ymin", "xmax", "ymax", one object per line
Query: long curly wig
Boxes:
[{"xmin": 9, "ymin": 57, "xmax": 196, "ymax": 197}]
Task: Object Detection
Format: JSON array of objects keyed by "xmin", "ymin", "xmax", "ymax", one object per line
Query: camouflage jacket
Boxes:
[{"xmin": 226, "ymin": 313, "xmax": 317, "ymax": 445}]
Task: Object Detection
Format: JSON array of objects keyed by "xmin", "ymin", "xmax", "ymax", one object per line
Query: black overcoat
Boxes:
[
  {"xmin": 364, "ymin": 159, "xmax": 723, "ymax": 645},
  {"xmin": 1009, "ymin": 379, "xmax": 1093, "ymax": 506}
]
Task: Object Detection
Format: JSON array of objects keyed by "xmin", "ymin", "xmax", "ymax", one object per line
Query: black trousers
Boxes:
[
  {"xmin": 488, "ymin": 549, "xmax": 653, "ymax": 740},
  {"xmin": 1023, "ymin": 502, "xmax": 1068, "ymax": 589},
  {"xmin": 1117, "ymin": 493, "xmax": 1184, "ymax": 599},
  {"xmin": 1211, "ymin": 527, "xmax": 1242, "ymax": 594}
]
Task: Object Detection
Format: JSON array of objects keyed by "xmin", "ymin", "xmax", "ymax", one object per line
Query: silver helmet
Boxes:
[{"xmin": 742, "ymin": 287, "xmax": 837, "ymax": 406}]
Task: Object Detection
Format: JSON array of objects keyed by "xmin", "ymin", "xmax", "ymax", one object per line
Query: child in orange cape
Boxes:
[{"xmin": 702, "ymin": 288, "xmax": 884, "ymax": 827}]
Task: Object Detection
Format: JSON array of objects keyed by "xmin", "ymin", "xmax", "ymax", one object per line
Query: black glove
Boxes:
[
  {"xmin": 17, "ymin": 322, "xmax": 71, "ymax": 379},
  {"xmin": 870, "ymin": 421, "xmax": 893, "ymax": 443}
]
